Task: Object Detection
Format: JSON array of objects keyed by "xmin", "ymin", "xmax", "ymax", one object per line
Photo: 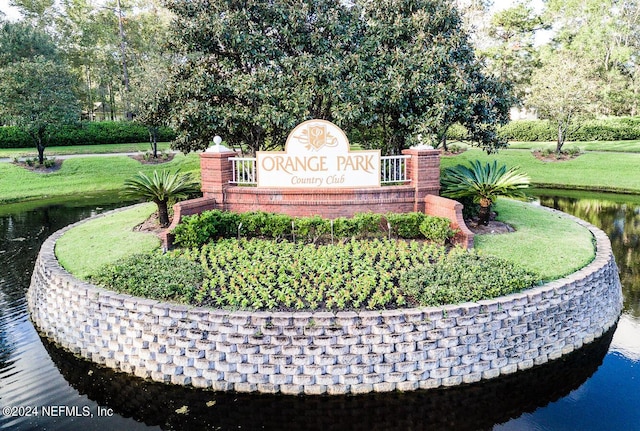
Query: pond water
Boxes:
[{"xmin": 0, "ymin": 191, "xmax": 638, "ymax": 431}]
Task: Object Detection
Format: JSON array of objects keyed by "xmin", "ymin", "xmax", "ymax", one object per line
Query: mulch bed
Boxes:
[
  {"xmin": 129, "ymin": 153, "xmax": 176, "ymax": 164},
  {"xmin": 532, "ymin": 151, "xmax": 581, "ymax": 162},
  {"xmin": 13, "ymin": 159, "xmax": 63, "ymax": 173},
  {"xmin": 466, "ymin": 220, "xmax": 515, "ymax": 235}
]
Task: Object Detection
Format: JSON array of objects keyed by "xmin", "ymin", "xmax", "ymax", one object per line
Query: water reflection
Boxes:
[
  {"xmin": 0, "ymin": 192, "xmax": 638, "ymax": 430},
  {"xmin": 42, "ymin": 327, "xmax": 614, "ymax": 431},
  {"xmin": 536, "ymin": 191, "xmax": 640, "ymax": 318}
]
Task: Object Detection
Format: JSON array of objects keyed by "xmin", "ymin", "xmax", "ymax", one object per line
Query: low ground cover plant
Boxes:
[{"xmin": 91, "ymin": 237, "xmax": 540, "ymax": 311}]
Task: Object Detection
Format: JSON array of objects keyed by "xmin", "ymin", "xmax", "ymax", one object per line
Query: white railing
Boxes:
[
  {"xmin": 381, "ymin": 155, "xmax": 410, "ymax": 184},
  {"xmin": 230, "ymin": 157, "xmax": 257, "ymax": 185},
  {"xmin": 230, "ymin": 155, "xmax": 411, "ymax": 185}
]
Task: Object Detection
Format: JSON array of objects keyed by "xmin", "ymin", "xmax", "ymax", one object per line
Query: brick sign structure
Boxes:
[{"xmin": 256, "ymin": 120, "xmax": 380, "ymax": 188}]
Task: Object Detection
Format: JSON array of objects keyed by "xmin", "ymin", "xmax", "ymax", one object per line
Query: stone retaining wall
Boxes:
[{"xmin": 28, "ymin": 208, "xmax": 623, "ymax": 395}]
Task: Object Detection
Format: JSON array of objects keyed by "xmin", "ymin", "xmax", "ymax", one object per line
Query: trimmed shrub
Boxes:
[
  {"xmin": 399, "ymin": 249, "xmax": 539, "ymax": 306},
  {"xmin": 498, "ymin": 117, "xmax": 640, "ymax": 142},
  {"xmin": 498, "ymin": 120, "xmax": 556, "ymax": 142},
  {"xmin": 0, "ymin": 126, "xmax": 31, "ymax": 148},
  {"xmin": 293, "ymin": 215, "xmax": 330, "ymax": 243},
  {"xmin": 0, "ymin": 121, "xmax": 176, "ymax": 148},
  {"xmin": 419, "ymin": 216, "xmax": 457, "ymax": 244},
  {"xmin": 90, "ymin": 253, "xmax": 204, "ymax": 303},
  {"xmin": 386, "ymin": 212, "xmax": 425, "ymax": 239},
  {"xmin": 173, "ymin": 210, "xmax": 458, "ymax": 248}
]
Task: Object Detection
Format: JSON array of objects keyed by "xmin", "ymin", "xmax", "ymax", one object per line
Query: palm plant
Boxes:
[
  {"xmin": 122, "ymin": 170, "xmax": 200, "ymax": 227},
  {"xmin": 441, "ymin": 161, "xmax": 530, "ymax": 225}
]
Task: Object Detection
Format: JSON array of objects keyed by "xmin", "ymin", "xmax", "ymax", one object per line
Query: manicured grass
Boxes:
[
  {"xmin": 507, "ymin": 140, "xmax": 640, "ymax": 153},
  {"xmin": 0, "ymin": 142, "xmax": 172, "ymax": 159},
  {"xmin": 55, "ymin": 203, "xmax": 161, "ymax": 279},
  {"xmin": 442, "ymin": 148, "xmax": 640, "ymax": 193},
  {"xmin": 474, "ymin": 199, "xmax": 595, "ymax": 281},
  {"xmin": 0, "ymin": 153, "xmax": 200, "ymax": 204}
]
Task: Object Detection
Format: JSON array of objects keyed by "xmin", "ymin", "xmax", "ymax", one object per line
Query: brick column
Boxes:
[
  {"xmin": 402, "ymin": 146, "xmax": 441, "ymax": 212},
  {"xmin": 200, "ymin": 146, "xmax": 238, "ymax": 206}
]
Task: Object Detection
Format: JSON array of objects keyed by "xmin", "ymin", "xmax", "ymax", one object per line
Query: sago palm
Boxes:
[
  {"xmin": 441, "ymin": 161, "xmax": 530, "ymax": 225},
  {"xmin": 122, "ymin": 170, "xmax": 200, "ymax": 227}
]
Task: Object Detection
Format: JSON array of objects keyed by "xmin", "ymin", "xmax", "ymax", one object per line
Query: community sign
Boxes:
[{"xmin": 256, "ymin": 120, "xmax": 380, "ymax": 188}]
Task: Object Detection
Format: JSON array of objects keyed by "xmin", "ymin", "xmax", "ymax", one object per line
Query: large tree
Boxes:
[
  {"xmin": 354, "ymin": 0, "xmax": 513, "ymax": 154},
  {"xmin": 163, "ymin": 0, "xmax": 362, "ymax": 155},
  {"xmin": 0, "ymin": 21, "xmax": 79, "ymax": 164},
  {"xmin": 481, "ymin": 2, "xmax": 547, "ymax": 102},
  {"xmin": 545, "ymin": 0, "xmax": 640, "ymax": 116},
  {"xmin": 164, "ymin": 0, "xmax": 513, "ymax": 155},
  {"xmin": 527, "ymin": 51, "xmax": 597, "ymax": 153}
]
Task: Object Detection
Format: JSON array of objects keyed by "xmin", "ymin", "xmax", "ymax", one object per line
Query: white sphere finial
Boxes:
[{"xmin": 213, "ymin": 135, "xmax": 222, "ymax": 146}]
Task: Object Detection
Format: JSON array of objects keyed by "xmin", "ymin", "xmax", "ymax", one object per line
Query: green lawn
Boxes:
[
  {"xmin": 0, "ymin": 142, "xmax": 172, "ymax": 159},
  {"xmin": 55, "ymin": 198, "xmax": 595, "ymax": 290},
  {"xmin": 0, "ymin": 153, "xmax": 200, "ymax": 204},
  {"xmin": 442, "ymin": 148, "xmax": 640, "ymax": 193},
  {"xmin": 507, "ymin": 140, "xmax": 640, "ymax": 153},
  {"xmin": 474, "ymin": 199, "xmax": 595, "ymax": 281},
  {"xmin": 55, "ymin": 203, "xmax": 161, "ymax": 279}
]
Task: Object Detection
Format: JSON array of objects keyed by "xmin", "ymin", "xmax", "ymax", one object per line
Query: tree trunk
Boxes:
[
  {"xmin": 149, "ymin": 127, "xmax": 158, "ymax": 158},
  {"xmin": 556, "ymin": 123, "xmax": 565, "ymax": 154},
  {"xmin": 156, "ymin": 199, "xmax": 170, "ymax": 227},
  {"xmin": 478, "ymin": 198, "xmax": 491, "ymax": 225},
  {"xmin": 35, "ymin": 132, "xmax": 45, "ymax": 165}
]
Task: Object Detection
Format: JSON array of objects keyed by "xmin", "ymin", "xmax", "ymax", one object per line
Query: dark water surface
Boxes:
[{"xmin": 0, "ymin": 191, "xmax": 638, "ymax": 431}]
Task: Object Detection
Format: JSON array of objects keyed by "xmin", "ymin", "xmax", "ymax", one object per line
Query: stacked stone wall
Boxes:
[{"xmin": 28, "ymin": 208, "xmax": 622, "ymax": 395}]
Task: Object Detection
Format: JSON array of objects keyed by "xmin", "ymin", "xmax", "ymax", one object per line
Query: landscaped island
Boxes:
[
  {"xmin": 28, "ymin": 199, "xmax": 621, "ymax": 395},
  {"xmin": 88, "ymin": 208, "xmax": 539, "ymax": 311}
]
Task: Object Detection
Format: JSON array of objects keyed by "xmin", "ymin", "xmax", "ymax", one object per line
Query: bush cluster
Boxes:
[
  {"xmin": 91, "ymin": 239, "xmax": 540, "ymax": 311},
  {"xmin": 172, "ymin": 210, "xmax": 457, "ymax": 248},
  {"xmin": 0, "ymin": 121, "xmax": 176, "ymax": 148},
  {"xmin": 90, "ymin": 253, "xmax": 204, "ymax": 303},
  {"xmin": 399, "ymin": 249, "xmax": 539, "ymax": 306},
  {"xmin": 181, "ymin": 238, "xmax": 445, "ymax": 310},
  {"xmin": 495, "ymin": 117, "xmax": 640, "ymax": 142}
]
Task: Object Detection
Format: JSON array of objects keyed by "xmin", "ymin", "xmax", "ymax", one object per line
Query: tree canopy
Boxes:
[
  {"xmin": 0, "ymin": 21, "xmax": 79, "ymax": 163},
  {"xmin": 163, "ymin": 0, "xmax": 513, "ymax": 155}
]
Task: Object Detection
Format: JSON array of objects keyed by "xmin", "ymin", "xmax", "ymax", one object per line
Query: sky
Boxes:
[
  {"xmin": 0, "ymin": 0, "xmax": 540, "ymax": 22},
  {"xmin": 0, "ymin": 0, "xmax": 21, "ymax": 21}
]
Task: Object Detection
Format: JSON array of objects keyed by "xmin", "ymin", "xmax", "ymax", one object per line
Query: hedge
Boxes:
[
  {"xmin": 446, "ymin": 117, "xmax": 640, "ymax": 142},
  {"xmin": 172, "ymin": 210, "xmax": 457, "ymax": 248},
  {"xmin": 0, "ymin": 121, "xmax": 176, "ymax": 148}
]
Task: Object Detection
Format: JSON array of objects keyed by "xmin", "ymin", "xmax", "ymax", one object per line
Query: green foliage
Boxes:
[
  {"xmin": 91, "ymin": 253, "xmax": 204, "ymax": 303},
  {"xmin": 178, "ymin": 238, "xmax": 447, "ymax": 310},
  {"xmin": 164, "ymin": 0, "xmax": 512, "ymax": 154},
  {"xmin": 173, "ymin": 210, "xmax": 458, "ymax": 247},
  {"xmin": 527, "ymin": 51, "xmax": 597, "ymax": 152},
  {"xmin": 293, "ymin": 215, "xmax": 330, "ymax": 243},
  {"xmin": 399, "ymin": 249, "xmax": 539, "ymax": 306},
  {"xmin": 441, "ymin": 160, "xmax": 530, "ymax": 224},
  {"xmin": 122, "ymin": 170, "xmax": 201, "ymax": 226},
  {"xmin": 0, "ymin": 122, "xmax": 176, "ymax": 149},
  {"xmin": 497, "ymin": 118, "xmax": 640, "ymax": 142},
  {"xmin": 352, "ymin": 212, "xmax": 382, "ymax": 237},
  {"xmin": 419, "ymin": 217, "xmax": 457, "ymax": 244},
  {"xmin": 386, "ymin": 212, "xmax": 426, "ymax": 239},
  {"xmin": 498, "ymin": 120, "xmax": 557, "ymax": 142},
  {"xmin": 95, "ymin": 238, "xmax": 541, "ymax": 311}
]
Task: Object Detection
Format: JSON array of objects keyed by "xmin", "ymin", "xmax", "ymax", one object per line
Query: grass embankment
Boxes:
[
  {"xmin": 442, "ymin": 148, "xmax": 640, "ymax": 193},
  {"xmin": 478, "ymin": 199, "xmax": 594, "ymax": 281},
  {"xmin": 56, "ymin": 200, "xmax": 594, "ymax": 310},
  {"xmin": 0, "ymin": 153, "xmax": 200, "ymax": 204},
  {"xmin": 55, "ymin": 203, "xmax": 160, "ymax": 279},
  {"xmin": 0, "ymin": 142, "xmax": 172, "ymax": 159},
  {"xmin": 507, "ymin": 140, "xmax": 640, "ymax": 153}
]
